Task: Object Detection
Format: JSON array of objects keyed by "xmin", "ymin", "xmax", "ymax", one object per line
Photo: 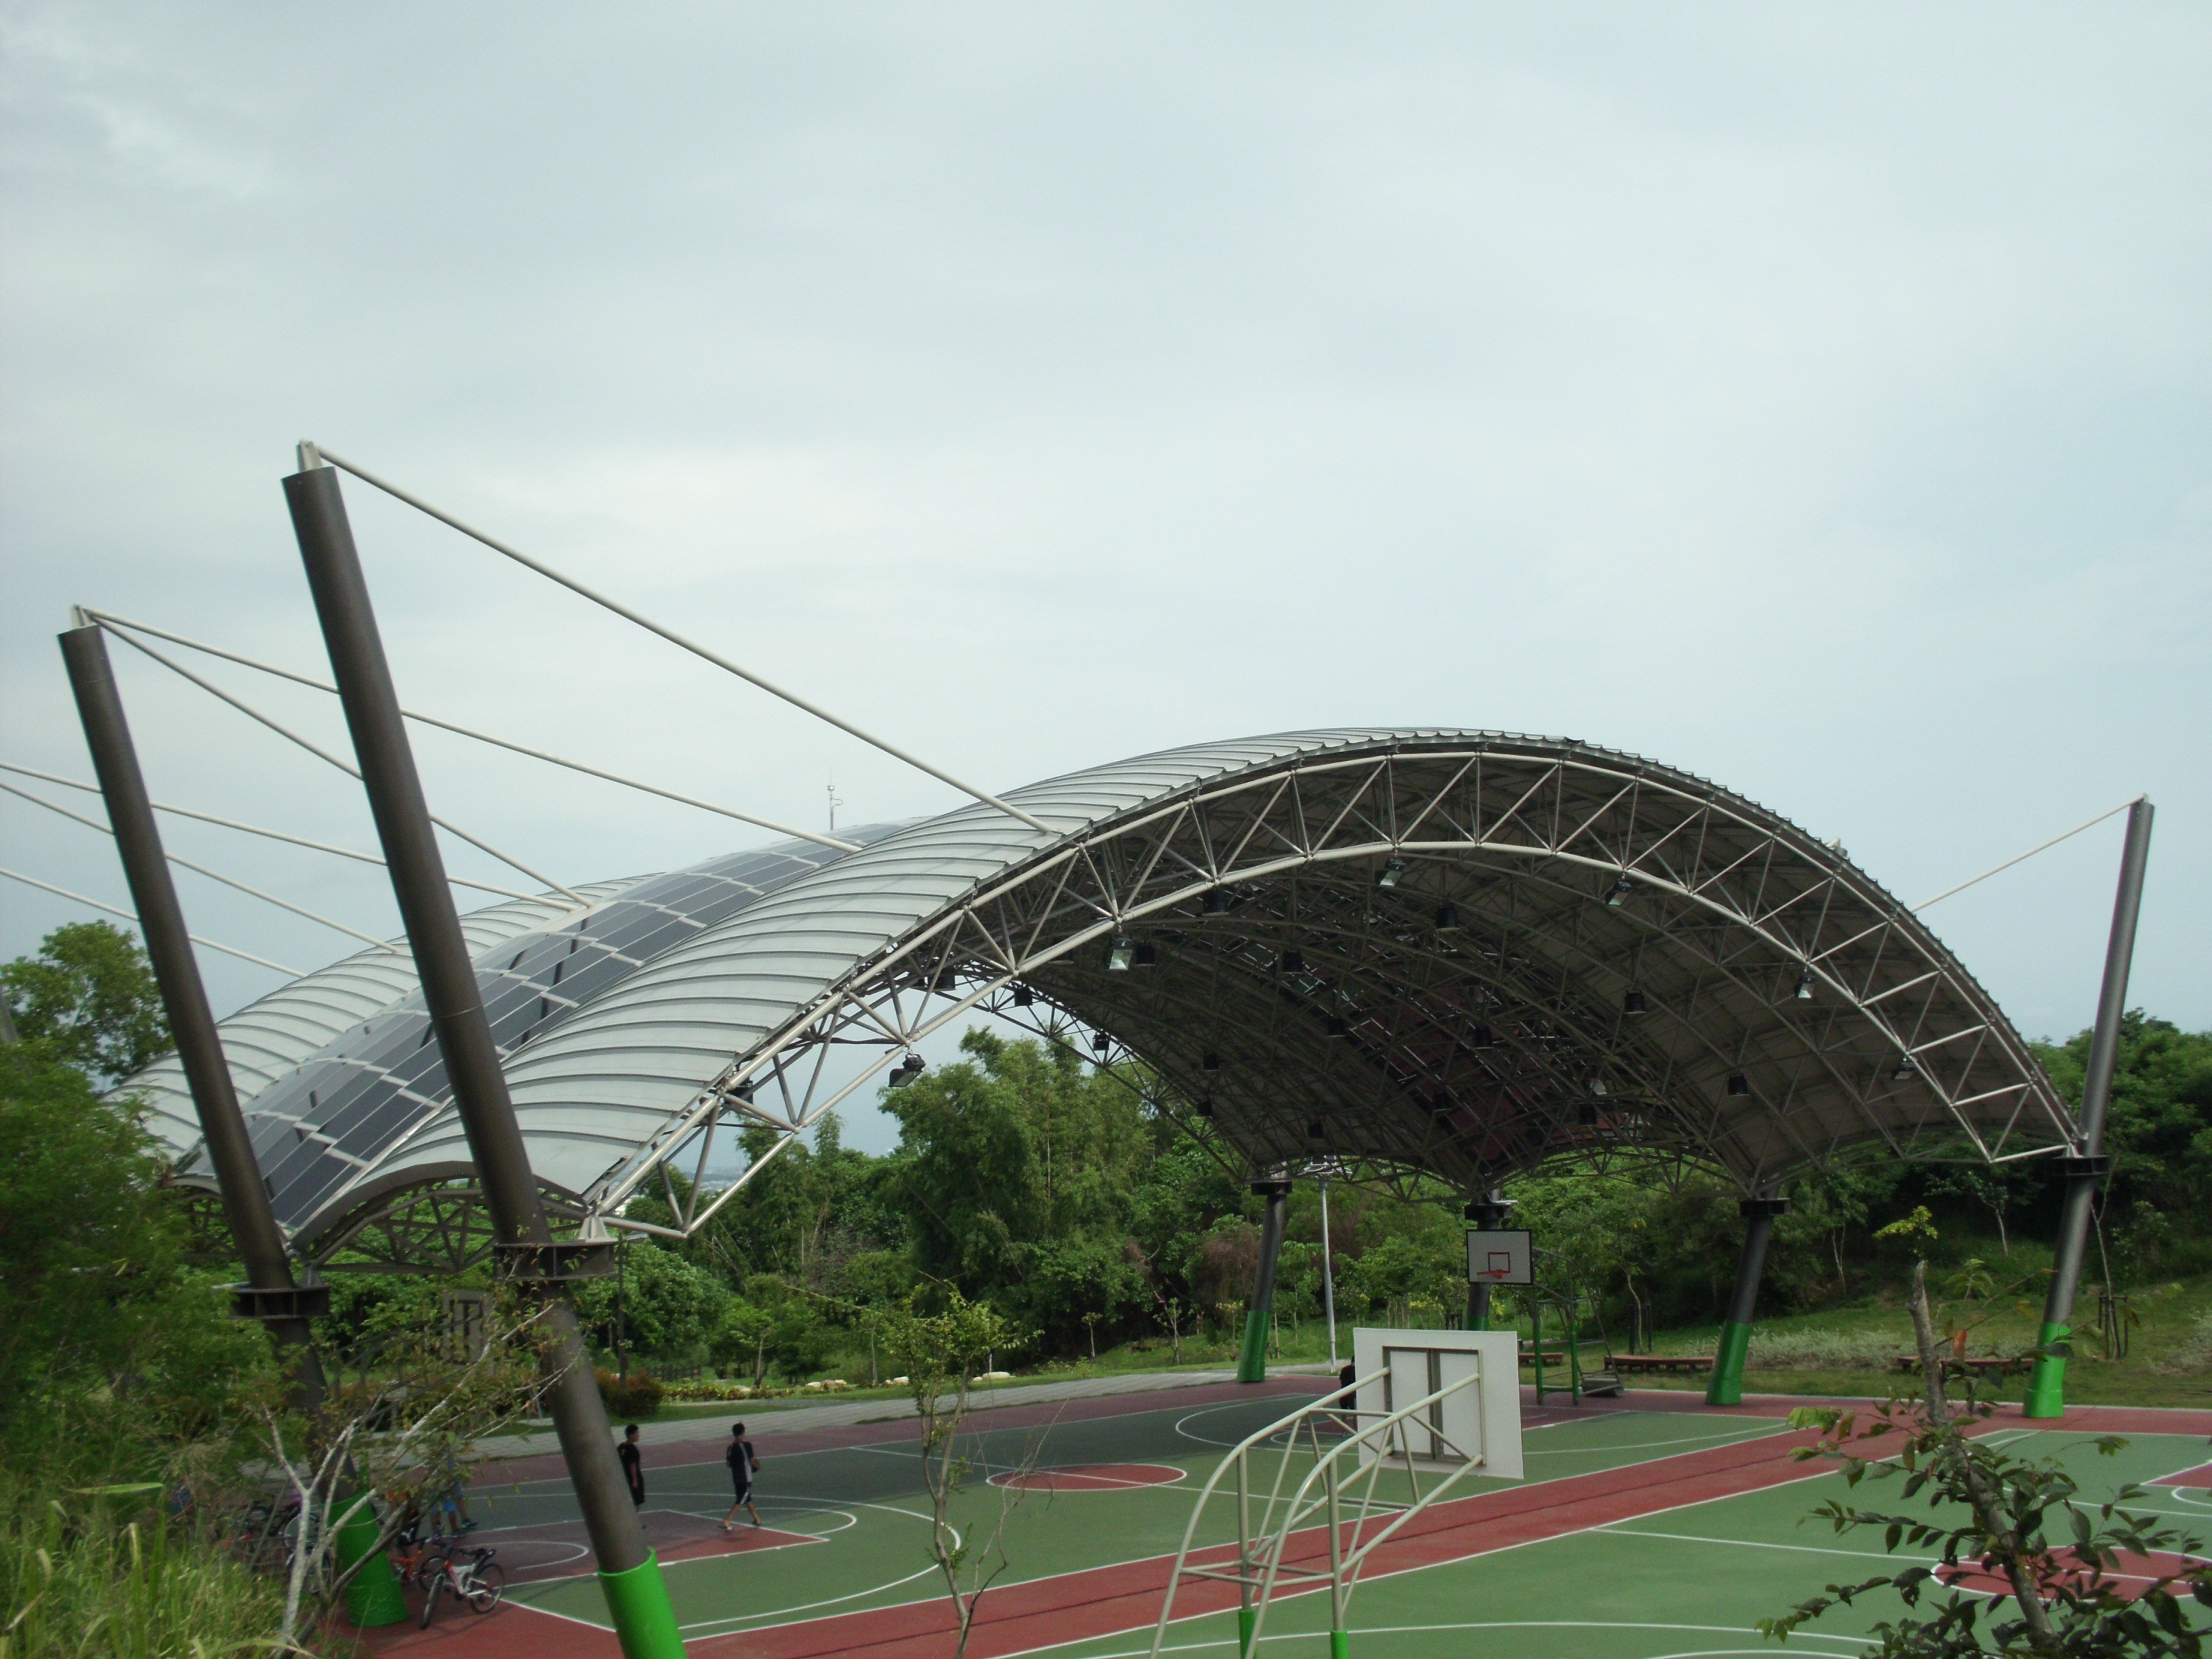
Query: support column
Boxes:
[
  {"xmin": 2026, "ymin": 796, "xmax": 2154, "ymax": 1420},
  {"xmin": 1236, "ymin": 1178, "xmax": 1292, "ymax": 1384},
  {"xmin": 284, "ymin": 459, "xmax": 683, "ymax": 1659},
  {"xmin": 59, "ymin": 620, "xmax": 406, "ymax": 1632},
  {"xmin": 1706, "ymin": 1195, "xmax": 1787, "ymax": 1406},
  {"xmin": 1464, "ymin": 1193, "xmax": 1514, "ymax": 1331}
]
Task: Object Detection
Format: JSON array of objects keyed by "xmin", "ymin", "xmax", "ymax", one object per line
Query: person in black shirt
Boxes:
[
  {"xmin": 617, "ymin": 1423, "xmax": 645, "ymax": 1509},
  {"xmin": 720, "ymin": 1422, "xmax": 761, "ymax": 1530}
]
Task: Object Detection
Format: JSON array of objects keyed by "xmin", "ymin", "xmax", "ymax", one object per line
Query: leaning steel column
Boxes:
[
  {"xmin": 1706, "ymin": 1193, "xmax": 1787, "ymax": 1406},
  {"xmin": 1463, "ymin": 1193, "xmax": 1514, "ymax": 1331},
  {"xmin": 2026, "ymin": 796, "xmax": 2154, "ymax": 1420},
  {"xmin": 1236, "ymin": 1176, "xmax": 1293, "ymax": 1384},
  {"xmin": 60, "ymin": 620, "xmax": 407, "ymax": 1631},
  {"xmin": 283, "ymin": 457, "xmax": 684, "ymax": 1658}
]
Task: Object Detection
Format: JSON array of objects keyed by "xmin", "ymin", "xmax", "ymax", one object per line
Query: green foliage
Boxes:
[
  {"xmin": 572, "ymin": 1240, "xmax": 729, "ymax": 1359},
  {"xmin": 0, "ymin": 1475, "xmax": 286, "ymax": 1659},
  {"xmin": 1, "ymin": 921, "xmax": 171, "ymax": 1088},
  {"xmin": 0, "ymin": 1044, "xmax": 275, "ymax": 1462}
]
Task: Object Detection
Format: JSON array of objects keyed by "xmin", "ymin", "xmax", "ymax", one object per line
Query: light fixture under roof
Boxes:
[
  {"xmin": 1605, "ymin": 873, "xmax": 1633, "ymax": 907},
  {"xmin": 1578, "ymin": 1103, "xmax": 1601, "ymax": 1126},
  {"xmin": 1306, "ymin": 1118, "xmax": 1326, "ymax": 1141},
  {"xmin": 1795, "ymin": 967, "xmax": 1816, "ymax": 1001},
  {"xmin": 1202, "ymin": 1050, "xmax": 1221, "ymax": 1071},
  {"xmin": 1434, "ymin": 902, "xmax": 1459, "ymax": 930},
  {"xmin": 1282, "ymin": 949, "xmax": 1306, "ymax": 974},
  {"xmin": 1107, "ymin": 936, "xmax": 1135, "ymax": 971},
  {"xmin": 890, "ymin": 1052, "xmax": 926, "ymax": 1086},
  {"xmin": 1092, "ymin": 1029, "xmax": 1111, "ymax": 1054},
  {"xmin": 1727, "ymin": 1072, "xmax": 1750, "ymax": 1097},
  {"xmin": 1326, "ymin": 1017, "xmax": 1349, "ymax": 1039},
  {"xmin": 1587, "ymin": 1076, "xmax": 1610, "ymax": 1096},
  {"xmin": 1133, "ymin": 941, "xmax": 1157, "ymax": 967},
  {"xmin": 1891, "ymin": 1055, "xmax": 1916, "ymax": 1082},
  {"xmin": 1202, "ymin": 888, "xmax": 1232, "ymax": 915},
  {"xmin": 1378, "ymin": 857, "xmax": 1406, "ymax": 888},
  {"xmin": 1624, "ymin": 990, "xmax": 1647, "ymax": 1015},
  {"xmin": 1195, "ymin": 1097, "xmax": 1216, "ymax": 1118},
  {"xmin": 1011, "ymin": 983, "xmax": 1033, "ymax": 1006},
  {"xmin": 1472, "ymin": 1025, "xmax": 1496, "ymax": 1048}
]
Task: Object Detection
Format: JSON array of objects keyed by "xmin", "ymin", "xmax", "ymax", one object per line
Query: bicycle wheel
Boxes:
[
  {"xmin": 418, "ymin": 1574, "xmax": 445, "ymax": 1630},
  {"xmin": 466, "ymin": 1562, "xmax": 505, "ymax": 1613}
]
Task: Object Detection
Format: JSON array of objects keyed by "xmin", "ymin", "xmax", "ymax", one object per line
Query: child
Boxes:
[{"xmin": 719, "ymin": 1422, "xmax": 761, "ymax": 1530}]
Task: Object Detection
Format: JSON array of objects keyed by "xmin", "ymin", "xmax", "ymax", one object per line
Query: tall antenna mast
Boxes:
[{"xmin": 827, "ymin": 773, "xmax": 844, "ymax": 833}]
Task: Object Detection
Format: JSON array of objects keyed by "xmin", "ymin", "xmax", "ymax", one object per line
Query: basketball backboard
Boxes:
[{"xmin": 1465, "ymin": 1228, "xmax": 1532, "ymax": 1285}]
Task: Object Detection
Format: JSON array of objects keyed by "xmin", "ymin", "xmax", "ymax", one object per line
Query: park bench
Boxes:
[
  {"xmin": 1516, "ymin": 1349, "xmax": 1568, "ymax": 1365},
  {"xmin": 1891, "ymin": 1354, "xmax": 2022, "ymax": 1378},
  {"xmin": 1605, "ymin": 1353, "xmax": 1715, "ymax": 1375}
]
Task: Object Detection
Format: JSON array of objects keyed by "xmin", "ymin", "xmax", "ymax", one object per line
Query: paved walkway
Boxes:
[{"xmin": 483, "ymin": 1362, "xmax": 1343, "ymax": 1458}]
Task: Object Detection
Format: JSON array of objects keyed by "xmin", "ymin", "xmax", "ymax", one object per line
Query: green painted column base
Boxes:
[
  {"xmin": 598, "ymin": 1550, "xmax": 686, "ymax": 1659},
  {"xmin": 1235, "ymin": 1307, "xmax": 1269, "ymax": 1384},
  {"xmin": 2023, "ymin": 1321, "xmax": 2070, "ymax": 1419},
  {"xmin": 334, "ymin": 1502, "xmax": 407, "ymax": 1628},
  {"xmin": 1330, "ymin": 1629, "xmax": 1351, "ymax": 1658},
  {"xmin": 1705, "ymin": 1320, "xmax": 1753, "ymax": 1407},
  {"xmin": 1238, "ymin": 1605, "xmax": 1256, "ymax": 1656}
]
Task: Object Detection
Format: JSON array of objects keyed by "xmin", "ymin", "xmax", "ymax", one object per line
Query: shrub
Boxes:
[{"xmin": 596, "ymin": 1366, "xmax": 666, "ymax": 1417}]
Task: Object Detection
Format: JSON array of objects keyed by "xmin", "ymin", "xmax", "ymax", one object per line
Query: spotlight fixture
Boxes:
[
  {"xmin": 1134, "ymin": 942, "xmax": 1157, "ymax": 967},
  {"xmin": 1282, "ymin": 949, "xmax": 1307, "ymax": 974},
  {"xmin": 1891, "ymin": 1055, "xmax": 1917, "ymax": 1082},
  {"xmin": 1578, "ymin": 1103, "xmax": 1601, "ymax": 1126},
  {"xmin": 1306, "ymin": 1118, "xmax": 1326, "ymax": 1141},
  {"xmin": 1795, "ymin": 967, "xmax": 1816, "ymax": 1001},
  {"xmin": 1434, "ymin": 902, "xmax": 1460, "ymax": 930},
  {"xmin": 1012, "ymin": 983, "xmax": 1034, "ymax": 1006},
  {"xmin": 1605, "ymin": 873, "xmax": 1633, "ymax": 907},
  {"xmin": 1195, "ymin": 1098, "xmax": 1216, "ymax": 1119},
  {"xmin": 1587, "ymin": 1076, "xmax": 1610, "ymax": 1097},
  {"xmin": 1092, "ymin": 1029, "xmax": 1112, "ymax": 1055},
  {"xmin": 933, "ymin": 966, "xmax": 960, "ymax": 990},
  {"xmin": 1428, "ymin": 1090, "xmax": 1456, "ymax": 1117},
  {"xmin": 1325, "ymin": 1018, "xmax": 1349, "ymax": 1039},
  {"xmin": 1623, "ymin": 990, "xmax": 1647, "ymax": 1015},
  {"xmin": 1472, "ymin": 1025, "xmax": 1496, "ymax": 1048},
  {"xmin": 1107, "ymin": 936, "xmax": 1135, "ymax": 971},
  {"xmin": 1202, "ymin": 888, "xmax": 1232, "ymax": 915},
  {"xmin": 1202, "ymin": 1051, "xmax": 1221, "ymax": 1072},
  {"xmin": 1727, "ymin": 1073, "xmax": 1750, "ymax": 1097},
  {"xmin": 890, "ymin": 1052, "xmax": 926, "ymax": 1086},
  {"xmin": 1377, "ymin": 857, "xmax": 1406, "ymax": 889}
]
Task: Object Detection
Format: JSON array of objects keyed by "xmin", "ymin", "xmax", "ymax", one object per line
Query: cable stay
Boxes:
[
  {"xmin": 1913, "ymin": 796, "xmax": 2146, "ymax": 912},
  {"xmin": 0, "ymin": 865, "xmax": 302, "ymax": 977},
  {"xmin": 308, "ymin": 443, "xmax": 1052, "ymax": 835},
  {"xmin": 0, "ymin": 761, "xmax": 537, "ymax": 903},
  {"xmin": 1, "ymin": 777, "xmax": 399, "ymax": 953},
  {"xmin": 82, "ymin": 610, "xmax": 857, "ymax": 855},
  {"xmin": 92, "ymin": 621, "xmax": 586, "ymax": 906}
]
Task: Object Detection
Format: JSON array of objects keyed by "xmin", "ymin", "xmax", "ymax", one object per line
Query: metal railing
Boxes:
[{"xmin": 1150, "ymin": 1365, "xmax": 1496, "ymax": 1658}]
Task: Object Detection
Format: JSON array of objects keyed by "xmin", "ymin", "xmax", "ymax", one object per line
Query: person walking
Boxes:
[
  {"xmin": 719, "ymin": 1422, "xmax": 761, "ymax": 1530},
  {"xmin": 617, "ymin": 1423, "xmax": 645, "ymax": 1509}
]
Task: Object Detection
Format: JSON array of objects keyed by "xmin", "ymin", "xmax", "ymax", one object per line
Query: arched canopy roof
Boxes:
[{"xmin": 131, "ymin": 729, "xmax": 2074, "ymax": 1264}]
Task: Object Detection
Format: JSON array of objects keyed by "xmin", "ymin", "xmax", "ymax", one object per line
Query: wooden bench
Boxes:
[
  {"xmin": 1516, "ymin": 1351, "xmax": 1568, "ymax": 1366},
  {"xmin": 1606, "ymin": 1353, "xmax": 1715, "ymax": 1376},
  {"xmin": 1892, "ymin": 1355, "xmax": 2022, "ymax": 1378}
]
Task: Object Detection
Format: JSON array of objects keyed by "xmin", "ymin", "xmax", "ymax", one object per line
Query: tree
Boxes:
[
  {"xmin": 1763, "ymin": 1235, "xmax": 2211, "ymax": 1658},
  {"xmin": 1, "ymin": 920, "xmax": 171, "ymax": 1087},
  {"xmin": 872, "ymin": 1289, "xmax": 1040, "ymax": 1659},
  {"xmin": 572, "ymin": 1240, "xmax": 728, "ymax": 1359}
]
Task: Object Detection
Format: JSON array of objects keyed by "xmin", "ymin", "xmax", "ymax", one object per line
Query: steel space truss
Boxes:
[{"xmin": 586, "ymin": 740, "xmax": 2072, "ymax": 1245}]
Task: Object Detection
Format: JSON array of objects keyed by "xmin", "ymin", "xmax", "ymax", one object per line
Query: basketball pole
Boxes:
[
  {"xmin": 1706, "ymin": 1195, "xmax": 1787, "ymax": 1407},
  {"xmin": 2025, "ymin": 796, "xmax": 2154, "ymax": 1420},
  {"xmin": 283, "ymin": 455, "xmax": 685, "ymax": 1658}
]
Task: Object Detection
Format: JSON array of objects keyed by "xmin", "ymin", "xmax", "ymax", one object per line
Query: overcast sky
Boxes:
[{"xmin": 3, "ymin": 4, "xmax": 2205, "ymax": 1155}]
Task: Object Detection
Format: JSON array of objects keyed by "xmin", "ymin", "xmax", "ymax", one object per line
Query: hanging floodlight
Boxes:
[
  {"xmin": 1587, "ymin": 1076, "xmax": 1610, "ymax": 1097},
  {"xmin": 1107, "ymin": 936, "xmax": 1135, "ymax": 970},
  {"xmin": 1281, "ymin": 949, "xmax": 1307, "ymax": 973},
  {"xmin": 1202, "ymin": 1050, "xmax": 1221, "ymax": 1071},
  {"xmin": 1605, "ymin": 873, "xmax": 1633, "ymax": 906},
  {"xmin": 890, "ymin": 1052, "xmax": 926, "ymax": 1086},
  {"xmin": 1306, "ymin": 1118, "xmax": 1326, "ymax": 1141},
  {"xmin": 1623, "ymin": 989, "xmax": 1647, "ymax": 1015},
  {"xmin": 1202, "ymin": 888, "xmax": 1231, "ymax": 915},
  {"xmin": 1578, "ymin": 1103, "xmax": 1601, "ymax": 1126},
  {"xmin": 1092, "ymin": 1029, "xmax": 1112, "ymax": 1055},
  {"xmin": 1795, "ymin": 967, "xmax": 1816, "ymax": 1000},
  {"xmin": 1011, "ymin": 983, "xmax": 1033, "ymax": 1006},
  {"xmin": 1471, "ymin": 1025, "xmax": 1496, "ymax": 1048},
  {"xmin": 1195, "ymin": 1098, "xmax": 1216, "ymax": 1118},
  {"xmin": 1377, "ymin": 857, "xmax": 1406, "ymax": 888},
  {"xmin": 1434, "ymin": 902, "xmax": 1459, "ymax": 930},
  {"xmin": 1325, "ymin": 1017, "xmax": 1350, "ymax": 1039},
  {"xmin": 1727, "ymin": 1072, "xmax": 1750, "ymax": 1097},
  {"xmin": 1891, "ymin": 1055, "xmax": 1917, "ymax": 1082}
]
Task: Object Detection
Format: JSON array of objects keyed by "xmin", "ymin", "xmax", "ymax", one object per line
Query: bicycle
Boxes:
[{"xmin": 418, "ymin": 1542, "xmax": 503, "ymax": 1626}]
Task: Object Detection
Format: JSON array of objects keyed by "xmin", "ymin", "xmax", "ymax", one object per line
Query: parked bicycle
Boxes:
[{"xmin": 419, "ymin": 1541, "xmax": 503, "ymax": 1626}]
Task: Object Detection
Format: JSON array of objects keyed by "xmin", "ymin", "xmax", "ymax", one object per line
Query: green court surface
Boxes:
[{"xmin": 476, "ymin": 1404, "xmax": 2209, "ymax": 1655}]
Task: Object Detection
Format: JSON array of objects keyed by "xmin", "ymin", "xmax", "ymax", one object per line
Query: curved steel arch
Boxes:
[{"xmin": 126, "ymin": 729, "xmax": 2073, "ymax": 1269}]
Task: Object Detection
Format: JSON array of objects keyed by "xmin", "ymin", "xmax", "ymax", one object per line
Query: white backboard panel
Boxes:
[
  {"xmin": 1351, "ymin": 1327, "xmax": 1523, "ymax": 1480},
  {"xmin": 1465, "ymin": 1229, "xmax": 1532, "ymax": 1284}
]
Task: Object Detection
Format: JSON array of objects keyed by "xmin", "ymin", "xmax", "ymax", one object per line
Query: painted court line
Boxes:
[{"xmin": 1598, "ymin": 1524, "xmax": 1941, "ymax": 1566}]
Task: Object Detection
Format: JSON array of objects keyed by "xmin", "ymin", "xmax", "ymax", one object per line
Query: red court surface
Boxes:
[
  {"xmin": 491, "ymin": 1511, "xmax": 821, "ymax": 1585},
  {"xmin": 989, "ymin": 1462, "xmax": 1187, "ymax": 1492},
  {"xmin": 1940, "ymin": 1549, "xmax": 2211, "ymax": 1601},
  {"xmin": 2155, "ymin": 1462, "xmax": 2212, "ymax": 1488},
  {"xmin": 347, "ymin": 1385, "xmax": 2212, "ymax": 1658}
]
